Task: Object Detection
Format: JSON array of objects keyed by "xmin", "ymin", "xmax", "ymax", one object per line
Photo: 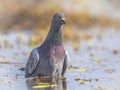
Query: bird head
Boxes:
[
  {"xmin": 52, "ymin": 12, "xmax": 66, "ymax": 29},
  {"xmin": 46, "ymin": 13, "xmax": 65, "ymax": 42}
]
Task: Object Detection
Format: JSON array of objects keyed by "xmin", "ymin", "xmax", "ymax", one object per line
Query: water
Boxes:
[{"xmin": 0, "ymin": 28, "xmax": 120, "ymax": 90}]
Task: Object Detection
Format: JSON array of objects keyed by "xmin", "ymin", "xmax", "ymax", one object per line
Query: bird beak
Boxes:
[{"xmin": 61, "ymin": 18, "xmax": 66, "ymax": 24}]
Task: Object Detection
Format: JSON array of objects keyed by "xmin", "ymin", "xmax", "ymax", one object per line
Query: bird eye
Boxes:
[{"xmin": 56, "ymin": 15, "xmax": 59, "ymax": 19}]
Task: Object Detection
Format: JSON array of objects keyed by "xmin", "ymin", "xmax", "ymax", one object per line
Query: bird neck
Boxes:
[{"xmin": 46, "ymin": 23, "xmax": 63, "ymax": 45}]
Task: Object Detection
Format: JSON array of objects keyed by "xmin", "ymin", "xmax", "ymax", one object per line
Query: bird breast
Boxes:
[{"xmin": 50, "ymin": 45, "xmax": 65, "ymax": 60}]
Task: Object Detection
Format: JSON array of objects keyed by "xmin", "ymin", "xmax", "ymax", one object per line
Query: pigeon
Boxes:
[{"xmin": 25, "ymin": 12, "xmax": 67, "ymax": 78}]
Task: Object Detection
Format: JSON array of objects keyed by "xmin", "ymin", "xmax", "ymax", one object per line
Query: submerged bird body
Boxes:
[{"xmin": 25, "ymin": 13, "xmax": 67, "ymax": 77}]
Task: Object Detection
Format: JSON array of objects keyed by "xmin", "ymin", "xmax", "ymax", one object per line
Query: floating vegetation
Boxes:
[
  {"xmin": 89, "ymin": 53, "xmax": 94, "ymax": 57},
  {"xmin": 104, "ymin": 69, "xmax": 115, "ymax": 73},
  {"xmin": 67, "ymin": 65, "xmax": 79, "ymax": 71},
  {"xmin": 92, "ymin": 85, "xmax": 105, "ymax": 90},
  {"xmin": 113, "ymin": 50, "xmax": 119, "ymax": 54},
  {"xmin": 75, "ymin": 78, "xmax": 90, "ymax": 85},
  {"xmin": 0, "ymin": 58, "xmax": 9, "ymax": 64},
  {"xmin": 32, "ymin": 82, "xmax": 58, "ymax": 89},
  {"xmin": 76, "ymin": 68, "xmax": 88, "ymax": 72},
  {"xmin": 94, "ymin": 59, "xmax": 104, "ymax": 63}
]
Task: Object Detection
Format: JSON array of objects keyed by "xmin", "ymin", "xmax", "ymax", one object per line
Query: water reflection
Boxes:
[{"xmin": 26, "ymin": 77, "xmax": 67, "ymax": 90}]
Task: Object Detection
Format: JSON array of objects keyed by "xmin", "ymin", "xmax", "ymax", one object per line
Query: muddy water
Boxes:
[{"xmin": 0, "ymin": 28, "xmax": 120, "ymax": 90}]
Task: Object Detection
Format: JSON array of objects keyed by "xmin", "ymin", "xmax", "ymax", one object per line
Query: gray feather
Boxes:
[
  {"xmin": 25, "ymin": 48, "xmax": 39, "ymax": 76},
  {"xmin": 62, "ymin": 54, "xmax": 67, "ymax": 75},
  {"xmin": 25, "ymin": 12, "xmax": 67, "ymax": 77}
]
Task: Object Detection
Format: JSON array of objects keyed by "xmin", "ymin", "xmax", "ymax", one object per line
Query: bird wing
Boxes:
[
  {"xmin": 25, "ymin": 48, "xmax": 39, "ymax": 75},
  {"xmin": 62, "ymin": 51, "xmax": 71, "ymax": 75},
  {"xmin": 62, "ymin": 53, "xmax": 67, "ymax": 75}
]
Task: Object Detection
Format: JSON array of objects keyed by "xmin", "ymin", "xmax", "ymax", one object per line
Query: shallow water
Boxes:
[{"xmin": 0, "ymin": 28, "xmax": 120, "ymax": 90}]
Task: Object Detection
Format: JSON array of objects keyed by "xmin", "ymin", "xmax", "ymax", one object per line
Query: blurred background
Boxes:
[
  {"xmin": 0, "ymin": 0, "xmax": 120, "ymax": 90},
  {"xmin": 0, "ymin": 0, "xmax": 120, "ymax": 47}
]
